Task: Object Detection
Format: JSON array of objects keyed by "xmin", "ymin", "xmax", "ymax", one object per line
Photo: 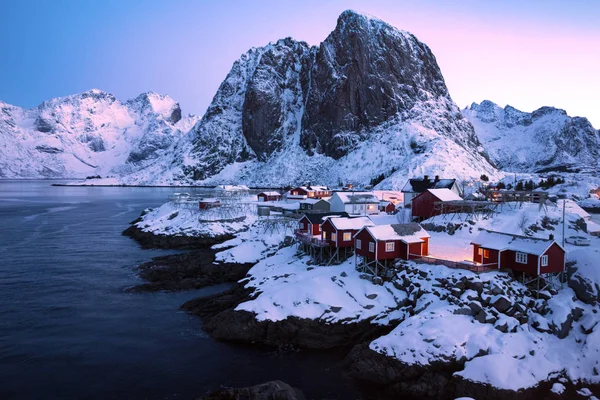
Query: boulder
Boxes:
[
  {"xmin": 200, "ymin": 380, "xmax": 305, "ymax": 400},
  {"xmin": 491, "ymin": 295, "xmax": 512, "ymax": 313}
]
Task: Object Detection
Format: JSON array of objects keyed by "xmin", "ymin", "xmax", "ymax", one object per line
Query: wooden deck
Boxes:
[{"xmin": 409, "ymin": 254, "xmax": 496, "ymax": 273}]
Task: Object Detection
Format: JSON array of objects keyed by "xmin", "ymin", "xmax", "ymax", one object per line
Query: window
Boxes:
[
  {"xmin": 322, "ymin": 232, "xmax": 327, "ymax": 240},
  {"xmin": 516, "ymin": 252, "xmax": 528, "ymax": 264},
  {"xmin": 369, "ymin": 242, "xmax": 375, "ymax": 252},
  {"xmin": 356, "ymin": 239, "xmax": 362, "ymax": 249},
  {"xmin": 300, "ymin": 222, "xmax": 304, "ymax": 229},
  {"xmin": 478, "ymin": 248, "xmax": 483, "ymax": 256},
  {"xmin": 483, "ymin": 249, "xmax": 490, "ymax": 259},
  {"xmin": 331, "ymin": 234, "xmax": 336, "ymax": 242},
  {"xmin": 541, "ymin": 255, "xmax": 548, "ymax": 267},
  {"xmin": 385, "ymin": 242, "xmax": 395, "ymax": 252},
  {"xmin": 343, "ymin": 232, "xmax": 351, "ymax": 242}
]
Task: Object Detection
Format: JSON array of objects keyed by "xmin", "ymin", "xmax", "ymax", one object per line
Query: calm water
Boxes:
[{"xmin": 0, "ymin": 181, "xmax": 359, "ymax": 400}]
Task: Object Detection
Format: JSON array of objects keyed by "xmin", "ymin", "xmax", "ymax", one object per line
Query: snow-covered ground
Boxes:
[{"xmin": 200, "ymin": 199, "xmax": 600, "ymax": 394}]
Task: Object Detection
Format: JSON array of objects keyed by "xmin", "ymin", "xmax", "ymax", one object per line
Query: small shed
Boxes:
[
  {"xmin": 470, "ymin": 230, "xmax": 565, "ymax": 276},
  {"xmin": 379, "ymin": 201, "xmax": 396, "ymax": 214},
  {"xmin": 199, "ymin": 198, "xmax": 221, "ymax": 210},
  {"xmin": 257, "ymin": 191, "xmax": 281, "ymax": 202},
  {"xmin": 411, "ymin": 188, "xmax": 463, "ymax": 220},
  {"xmin": 299, "ymin": 198, "xmax": 331, "ymax": 213}
]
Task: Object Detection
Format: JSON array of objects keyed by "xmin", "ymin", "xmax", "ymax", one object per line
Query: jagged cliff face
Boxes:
[
  {"xmin": 0, "ymin": 90, "xmax": 197, "ymax": 178},
  {"xmin": 160, "ymin": 10, "xmax": 496, "ymax": 186},
  {"xmin": 463, "ymin": 101, "xmax": 600, "ymax": 173}
]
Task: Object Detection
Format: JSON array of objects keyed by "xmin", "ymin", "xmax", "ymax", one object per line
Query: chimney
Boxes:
[
  {"xmin": 549, "ymin": 234, "xmax": 554, "ymax": 241},
  {"xmin": 435, "ymin": 175, "xmax": 440, "ymax": 182},
  {"xmin": 423, "ymin": 175, "xmax": 429, "ymax": 181}
]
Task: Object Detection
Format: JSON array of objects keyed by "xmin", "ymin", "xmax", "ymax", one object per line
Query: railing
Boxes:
[{"xmin": 410, "ymin": 255, "xmax": 496, "ymax": 273}]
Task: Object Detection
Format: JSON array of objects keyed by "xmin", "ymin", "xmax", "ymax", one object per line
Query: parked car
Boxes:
[{"xmin": 566, "ymin": 236, "xmax": 591, "ymax": 246}]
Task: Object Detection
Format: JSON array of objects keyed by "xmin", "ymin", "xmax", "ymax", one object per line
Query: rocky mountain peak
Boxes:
[{"xmin": 126, "ymin": 92, "xmax": 182, "ymax": 124}]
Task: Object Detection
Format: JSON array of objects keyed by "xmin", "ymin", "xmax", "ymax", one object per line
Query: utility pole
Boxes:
[{"xmin": 562, "ymin": 199, "xmax": 566, "ymax": 248}]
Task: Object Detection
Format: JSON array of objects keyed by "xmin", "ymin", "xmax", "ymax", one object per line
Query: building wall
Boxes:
[
  {"xmin": 472, "ymin": 245, "xmax": 500, "ymax": 266},
  {"xmin": 313, "ymin": 201, "xmax": 331, "ymax": 212},
  {"xmin": 411, "ymin": 191, "xmax": 440, "ymax": 219},
  {"xmin": 298, "ymin": 217, "xmax": 310, "ymax": 232},
  {"xmin": 541, "ymin": 243, "xmax": 565, "ymax": 274},
  {"xmin": 421, "ymin": 237, "xmax": 429, "ymax": 256},
  {"xmin": 501, "ymin": 250, "xmax": 537, "ymax": 275}
]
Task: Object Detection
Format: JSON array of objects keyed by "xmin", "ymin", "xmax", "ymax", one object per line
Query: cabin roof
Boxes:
[
  {"xmin": 471, "ymin": 229, "xmax": 564, "ymax": 256},
  {"xmin": 326, "ymin": 216, "xmax": 374, "ymax": 231},
  {"xmin": 334, "ymin": 192, "xmax": 380, "ymax": 204},
  {"xmin": 402, "ymin": 178, "xmax": 456, "ymax": 193},
  {"xmin": 258, "ymin": 191, "xmax": 281, "ymax": 196},
  {"xmin": 368, "ymin": 214, "xmax": 402, "ymax": 226},
  {"xmin": 301, "ymin": 212, "xmax": 349, "ymax": 224},
  {"xmin": 300, "ymin": 198, "xmax": 329, "ymax": 205},
  {"xmin": 426, "ymin": 188, "xmax": 463, "ymax": 202},
  {"xmin": 361, "ymin": 223, "xmax": 430, "ymax": 243},
  {"xmin": 200, "ymin": 198, "xmax": 220, "ymax": 203},
  {"xmin": 293, "ymin": 185, "xmax": 330, "ymax": 192}
]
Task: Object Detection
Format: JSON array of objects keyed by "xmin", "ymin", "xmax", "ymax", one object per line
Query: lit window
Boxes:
[
  {"xmin": 323, "ymin": 232, "xmax": 327, "ymax": 240},
  {"xmin": 356, "ymin": 239, "xmax": 362, "ymax": 249},
  {"xmin": 541, "ymin": 255, "xmax": 548, "ymax": 267},
  {"xmin": 386, "ymin": 242, "xmax": 395, "ymax": 252},
  {"xmin": 516, "ymin": 252, "xmax": 528, "ymax": 264},
  {"xmin": 483, "ymin": 249, "xmax": 490, "ymax": 258},
  {"xmin": 343, "ymin": 232, "xmax": 351, "ymax": 241},
  {"xmin": 369, "ymin": 242, "xmax": 375, "ymax": 252},
  {"xmin": 478, "ymin": 248, "xmax": 483, "ymax": 256}
]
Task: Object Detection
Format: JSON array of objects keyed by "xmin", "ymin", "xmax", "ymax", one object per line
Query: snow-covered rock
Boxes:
[
  {"xmin": 0, "ymin": 90, "xmax": 198, "ymax": 179},
  {"xmin": 464, "ymin": 100, "xmax": 600, "ymax": 174}
]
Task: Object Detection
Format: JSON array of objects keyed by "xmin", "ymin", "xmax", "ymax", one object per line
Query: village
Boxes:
[
  {"xmin": 128, "ymin": 173, "xmax": 600, "ymax": 397},
  {"xmin": 173, "ymin": 175, "xmax": 598, "ymax": 294}
]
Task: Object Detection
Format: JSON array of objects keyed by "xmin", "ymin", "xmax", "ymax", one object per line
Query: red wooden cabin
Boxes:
[
  {"xmin": 411, "ymin": 188, "xmax": 462, "ymax": 220},
  {"xmin": 257, "ymin": 191, "xmax": 281, "ymax": 202},
  {"xmin": 297, "ymin": 212, "xmax": 349, "ymax": 237},
  {"xmin": 320, "ymin": 217, "xmax": 374, "ymax": 248},
  {"xmin": 470, "ymin": 230, "xmax": 565, "ymax": 276},
  {"xmin": 289, "ymin": 185, "xmax": 331, "ymax": 199},
  {"xmin": 199, "ymin": 198, "xmax": 220, "ymax": 210},
  {"xmin": 354, "ymin": 223, "xmax": 430, "ymax": 262}
]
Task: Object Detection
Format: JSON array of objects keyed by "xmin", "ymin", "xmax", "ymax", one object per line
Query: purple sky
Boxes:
[{"xmin": 1, "ymin": 0, "xmax": 598, "ymax": 126}]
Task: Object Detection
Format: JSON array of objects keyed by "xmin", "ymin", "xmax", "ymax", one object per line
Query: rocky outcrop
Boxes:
[
  {"xmin": 182, "ymin": 283, "xmax": 394, "ymax": 350},
  {"xmin": 199, "ymin": 380, "xmax": 306, "ymax": 400},
  {"xmin": 122, "ymin": 222, "xmax": 234, "ymax": 249},
  {"xmin": 129, "ymin": 249, "xmax": 254, "ymax": 292}
]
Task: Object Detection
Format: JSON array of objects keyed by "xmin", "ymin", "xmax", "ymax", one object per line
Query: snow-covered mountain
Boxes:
[
  {"xmin": 463, "ymin": 100, "xmax": 600, "ymax": 174},
  {"xmin": 120, "ymin": 10, "xmax": 498, "ymax": 187},
  {"xmin": 0, "ymin": 89, "xmax": 198, "ymax": 178}
]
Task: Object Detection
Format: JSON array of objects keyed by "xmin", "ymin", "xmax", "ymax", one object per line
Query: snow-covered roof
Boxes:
[
  {"xmin": 402, "ymin": 177, "xmax": 456, "ymax": 193},
  {"xmin": 200, "ymin": 197, "xmax": 220, "ymax": 203},
  {"xmin": 333, "ymin": 192, "xmax": 380, "ymax": 204},
  {"xmin": 471, "ymin": 230, "xmax": 564, "ymax": 256},
  {"xmin": 300, "ymin": 198, "xmax": 329, "ymax": 205},
  {"xmin": 361, "ymin": 223, "xmax": 430, "ymax": 243},
  {"xmin": 294, "ymin": 185, "xmax": 330, "ymax": 192},
  {"xmin": 300, "ymin": 212, "xmax": 349, "ymax": 224},
  {"xmin": 585, "ymin": 220, "xmax": 600, "ymax": 234},
  {"xmin": 368, "ymin": 214, "xmax": 402, "ymax": 226},
  {"xmin": 258, "ymin": 191, "xmax": 281, "ymax": 196},
  {"xmin": 427, "ymin": 188, "xmax": 463, "ymax": 202},
  {"xmin": 326, "ymin": 216, "xmax": 374, "ymax": 231},
  {"xmin": 372, "ymin": 190, "xmax": 403, "ymax": 203}
]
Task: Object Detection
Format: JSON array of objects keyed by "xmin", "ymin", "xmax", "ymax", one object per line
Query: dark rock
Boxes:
[
  {"xmin": 491, "ymin": 295, "xmax": 512, "ymax": 313},
  {"xmin": 490, "ymin": 283, "xmax": 505, "ymax": 296},
  {"xmin": 468, "ymin": 301, "xmax": 483, "ymax": 315},
  {"xmin": 122, "ymin": 222, "xmax": 234, "ymax": 249},
  {"xmin": 200, "ymin": 380, "xmax": 306, "ymax": 400},
  {"xmin": 184, "ymin": 284, "xmax": 394, "ymax": 350},
  {"xmin": 568, "ymin": 272, "xmax": 599, "ymax": 305},
  {"xmin": 453, "ymin": 307, "xmax": 473, "ymax": 316},
  {"xmin": 495, "ymin": 321, "xmax": 509, "ymax": 333},
  {"xmin": 128, "ymin": 248, "xmax": 254, "ymax": 293}
]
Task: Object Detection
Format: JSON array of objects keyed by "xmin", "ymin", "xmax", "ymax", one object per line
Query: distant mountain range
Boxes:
[{"xmin": 1, "ymin": 10, "xmax": 597, "ymax": 185}]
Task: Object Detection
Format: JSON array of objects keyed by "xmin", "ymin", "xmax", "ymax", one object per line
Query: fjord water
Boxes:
[{"xmin": 0, "ymin": 181, "xmax": 356, "ymax": 399}]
